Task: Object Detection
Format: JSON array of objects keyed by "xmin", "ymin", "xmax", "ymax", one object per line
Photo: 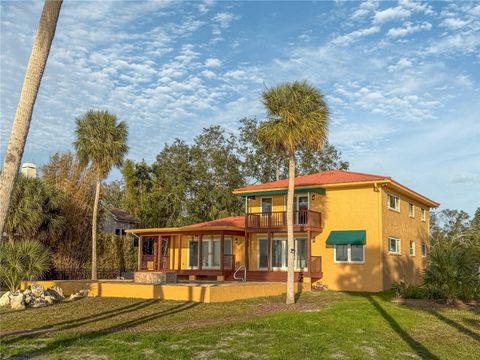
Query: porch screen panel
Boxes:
[
  {"xmin": 188, "ymin": 239, "xmax": 198, "ymax": 268},
  {"xmin": 258, "ymin": 239, "xmax": 268, "ymax": 269},
  {"xmin": 212, "ymin": 239, "xmax": 221, "ymax": 267},
  {"xmin": 224, "ymin": 238, "xmax": 232, "ymax": 254},
  {"xmin": 295, "ymin": 238, "xmax": 307, "ymax": 270},
  {"xmin": 202, "ymin": 240, "xmax": 209, "ymax": 268},
  {"xmin": 272, "ymin": 239, "xmax": 286, "ymax": 269}
]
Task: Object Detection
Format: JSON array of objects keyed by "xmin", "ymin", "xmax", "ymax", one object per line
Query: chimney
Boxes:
[{"xmin": 21, "ymin": 163, "xmax": 37, "ymax": 178}]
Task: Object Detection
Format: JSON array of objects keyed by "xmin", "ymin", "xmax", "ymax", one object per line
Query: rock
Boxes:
[
  {"xmin": 78, "ymin": 289, "xmax": 89, "ymax": 297},
  {"xmin": 10, "ymin": 293, "xmax": 26, "ymax": 310},
  {"xmin": 30, "ymin": 284, "xmax": 45, "ymax": 297},
  {"xmin": 31, "ymin": 298, "xmax": 47, "ymax": 308},
  {"xmin": 48, "ymin": 285, "xmax": 64, "ymax": 299},
  {"xmin": 0, "ymin": 291, "xmax": 12, "ymax": 307},
  {"xmin": 46, "ymin": 288, "xmax": 64, "ymax": 301},
  {"xmin": 24, "ymin": 295, "xmax": 33, "ymax": 305},
  {"xmin": 23, "ymin": 288, "xmax": 32, "ymax": 296},
  {"xmin": 65, "ymin": 293, "xmax": 83, "ymax": 302},
  {"xmin": 44, "ymin": 295, "xmax": 55, "ymax": 305}
]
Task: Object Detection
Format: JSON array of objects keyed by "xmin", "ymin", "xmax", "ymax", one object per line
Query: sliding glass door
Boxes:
[{"xmin": 258, "ymin": 237, "xmax": 308, "ymax": 271}]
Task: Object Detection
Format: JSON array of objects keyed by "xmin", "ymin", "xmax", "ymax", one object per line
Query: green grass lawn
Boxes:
[{"xmin": 0, "ymin": 291, "xmax": 478, "ymax": 359}]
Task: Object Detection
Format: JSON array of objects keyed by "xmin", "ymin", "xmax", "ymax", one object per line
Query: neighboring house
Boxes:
[
  {"xmin": 102, "ymin": 206, "xmax": 140, "ymax": 236},
  {"xmin": 126, "ymin": 170, "xmax": 439, "ymax": 292}
]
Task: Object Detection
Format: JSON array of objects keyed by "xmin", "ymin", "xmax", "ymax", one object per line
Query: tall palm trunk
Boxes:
[
  {"xmin": 286, "ymin": 152, "xmax": 296, "ymax": 304},
  {"xmin": 91, "ymin": 176, "xmax": 101, "ymax": 280},
  {"xmin": 0, "ymin": 0, "xmax": 62, "ymax": 236}
]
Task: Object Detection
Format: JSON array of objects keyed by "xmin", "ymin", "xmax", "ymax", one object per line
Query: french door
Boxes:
[
  {"xmin": 258, "ymin": 237, "xmax": 308, "ymax": 271},
  {"xmin": 294, "ymin": 196, "xmax": 309, "ymax": 225}
]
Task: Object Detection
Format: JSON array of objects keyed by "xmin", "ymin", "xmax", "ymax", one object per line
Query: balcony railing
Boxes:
[{"xmin": 246, "ymin": 210, "xmax": 322, "ymax": 230}]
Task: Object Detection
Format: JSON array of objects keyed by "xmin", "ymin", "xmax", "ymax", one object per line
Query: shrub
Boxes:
[
  {"xmin": 393, "ymin": 282, "xmax": 427, "ymax": 299},
  {"xmin": 424, "ymin": 240, "xmax": 480, "ymax": 302},
  {"xmin": 0, "ymin": 240, "xmax": 50, "ymax": 293}
]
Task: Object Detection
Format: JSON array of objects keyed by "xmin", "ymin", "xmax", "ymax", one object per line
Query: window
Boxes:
[
  {"xmin": 335, "ymin": 244, "xmax": 348, "ymax": 262},
  {"xmin": 142, "ymin": 237, "xmax": 154, "ymax": 255},
  {"xmin": 388, "ymin": 194, "xmax": 400, "ymax": 211},
  {"xmin": 258, "ymin": 239, "xmax": 268, "ymax": 269},
  {"xmin": 115, "ymin": 228, "xmax": 126, "ymax": 236},
  {"xmin": 421, "ymin": 208, "xmax": 426, "ymax": 222},
  {"xmin": 409, "ymin": 203, "xmax": 414, "ymax": 218},
  {"xmin": 409, "ymin": 241, "xmax": 415, "ymax": 256},
  {"xmin": 334, "ymin": 244, "xmax": 364, "ymax": 263},
  {"xmin": 261, "ymin": 198, "xmax": 272, "ymax": 213},
  {"xmin": 202, "ymin": 236, "xmax": 221, "ymax": 269},
  {"xmin": 388, "ymin": 237, "xmax": 400, "ymax": 254},
  {"xmin": 421, "ymin": 242, "xmax": 427, "ymax": 257},
  {"xmin": 260, "ymin": 237, "xmax": 308, "ymax": 270},
  {"xmin": 188, "ymin": 237, "xmax": 199, "ymax": 269}
]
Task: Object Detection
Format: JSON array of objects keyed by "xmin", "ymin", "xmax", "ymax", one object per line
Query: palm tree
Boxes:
[
  {"xmin": 257, "ymin": 81, "xmax": 329, "ymax": 304},
  {"xmin": 74, "ymin": 110, "xmax": 128, "ymax": 280},
  {"xmin": 0, "ymin": 0, "xmax": 63, "ymax": 237}
]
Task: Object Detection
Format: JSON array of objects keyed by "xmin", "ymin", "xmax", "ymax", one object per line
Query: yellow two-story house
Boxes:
[{"xmin": 127, "ymin": 170, "xmax": 439, "ymax": 292}]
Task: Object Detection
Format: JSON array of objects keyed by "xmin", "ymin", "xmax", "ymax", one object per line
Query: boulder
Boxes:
[
  {"xmin": 31, "ymin": 298, "xmax": 47, "ymax": 308},
  {"xmin": 23, "ymin": 288, "xmax": 32, "ymax": 296},
  {"xmin": 46, "ymin": 286, "xmax": 64, "ymax": 301},
  {"xmin": 78, "ymin": 289, "xmax": 89, "ymax": 297},
  {"xmin": 10, "ymin": 293, "xmax": 26, "ymax": 310},
  {"xmin": 44, "ymin": 295, "xmax": 55, "ymax": 305},
  {"xmin": 65, "ymin": 293, "xmax": 83, "ymax": 302},
  {"xmin": 0, "ymin": 291, "xmax": 11, "ymax": 307},
  {"xmin": 30, "ymin": 284, "xmax": 45, "ymax": 297},
  {"xmin": 24, "ymin": 295, "xmax": 33, "ymax": 306}
]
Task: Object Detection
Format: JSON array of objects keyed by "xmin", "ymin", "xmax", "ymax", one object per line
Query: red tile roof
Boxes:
[
  {"xmin": 234, "ymin": 170, "xmax": 390, "ymax": 192},
  {"xmin": 184, "ymin": 216, "xmax": 245, "ymax": 229}
]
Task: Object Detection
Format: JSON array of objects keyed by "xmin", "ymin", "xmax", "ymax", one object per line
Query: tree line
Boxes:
[{"xmin": 103, "ymin": 117, "xmax": 349, "ymax": 228}]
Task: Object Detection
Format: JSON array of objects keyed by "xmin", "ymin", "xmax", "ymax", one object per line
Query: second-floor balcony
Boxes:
[{"xmin": 245, "ymin": 209, "xmax": 322, "ymax": 232}]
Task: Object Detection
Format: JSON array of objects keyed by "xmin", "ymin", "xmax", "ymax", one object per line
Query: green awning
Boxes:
[{"xmin": 326, "ymin": 230, "xmax": 366, "ymax": 245}]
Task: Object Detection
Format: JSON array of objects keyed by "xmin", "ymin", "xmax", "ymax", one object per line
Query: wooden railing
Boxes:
[
  {"xmin": 246, "ymin": 210, "xmax": 322, "ymax": 229},
  {"xmin": 223, "ymin": 254, "xmax": 235, "ymax": 271},
  {"xmin": 310, "ymin": 256, "xmax": 322, "ymax": 276},
  {"xmin": 160, "ymin": 256, "xmax": 170, "ymax": 270}
]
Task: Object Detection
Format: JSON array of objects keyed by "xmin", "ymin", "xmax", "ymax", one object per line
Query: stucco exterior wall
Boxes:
[
  {"xmin": 312, "ymin": 185, "xmax": 384, "ymax": 292},
  {"xmin": 381, "ymin": 187, "xmax": 430, "ymax": 289}
]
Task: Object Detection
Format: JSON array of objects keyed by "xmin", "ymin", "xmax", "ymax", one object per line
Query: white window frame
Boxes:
[
  {"xmin": 421, "ymin": 242, "xmax": 427, "ymax": 257},
  {"xmin": 421, "ymin": 208, "xmax": 426, "ymax": 222},
  {"xmin": 409, "ymin": 203, "xmax": 414, "ymax": 218},
  {"xmin": 334, "ymin": 244, "xmax": 365, "ymax": 264},
  {"xmin": 387, "ymin": 193, "xmax": 400, "ymax": 212},
  {"xmin": 388, "ymin": 237, "xmax": 401, "ymax": 255},
  {"xmin": 409, "ymin": 240, "xmax": 415, "ymax": 256}
]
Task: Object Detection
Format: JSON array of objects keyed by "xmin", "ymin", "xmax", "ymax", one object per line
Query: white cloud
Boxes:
[
  {"xmin": 352, "ymin": 0, "xmax": 378, "ymax": 19},
  {"xmin": 441, "ymin": 18, "xmax": 470, "ymax": 30},
  {"xmin": 373, "ymin": 6, "xmax": 411, "ymax": 24},
  {"xmin": 212, "ymin": 12, "xmax": 235, "ymax": 28},
  {"xmin": 205, "ymin": 58, "xmax": 222, "ymax": 67},
  {"xmin": 331, "ymin": 26, "xmax": 380, "ymax": 45},
  {"xmin": 387, "ymin": 21, "xmax": 432, "ymax": 38}
]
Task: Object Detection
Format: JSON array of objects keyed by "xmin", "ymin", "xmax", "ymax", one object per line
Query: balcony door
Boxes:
[
  {"xmin": 294, "ymin": 195, "xmax": 309, "ymax": 225},
  {"xmin": 271, "ymin": 237, "xmax": 308, "ymax": 271}
]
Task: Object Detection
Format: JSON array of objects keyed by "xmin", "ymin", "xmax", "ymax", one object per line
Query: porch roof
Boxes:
[{"xmin": 125, "ymin": 216, "xmax": 245, "ymax": 235}]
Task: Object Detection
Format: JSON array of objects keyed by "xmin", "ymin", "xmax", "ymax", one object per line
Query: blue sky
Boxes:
[{"xmin": 1, "ymin": 0, "xmax": 479, "ymax": 214}]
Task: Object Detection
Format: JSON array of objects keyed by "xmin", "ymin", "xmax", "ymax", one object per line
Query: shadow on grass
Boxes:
[
  {"xmin": 367, "ymin": 295, "xmax": 440, "ymax": 360},
  {"xmin": 427, "ymin": 311, "xmax": 480, "ymax": 342},
  {"xmin": 8, "ymin": 301, "xmax": 199, "ymax": 358},
  {"xmin": 1, "ymin": 299, "xmax": 158, "ymax": 344}
]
